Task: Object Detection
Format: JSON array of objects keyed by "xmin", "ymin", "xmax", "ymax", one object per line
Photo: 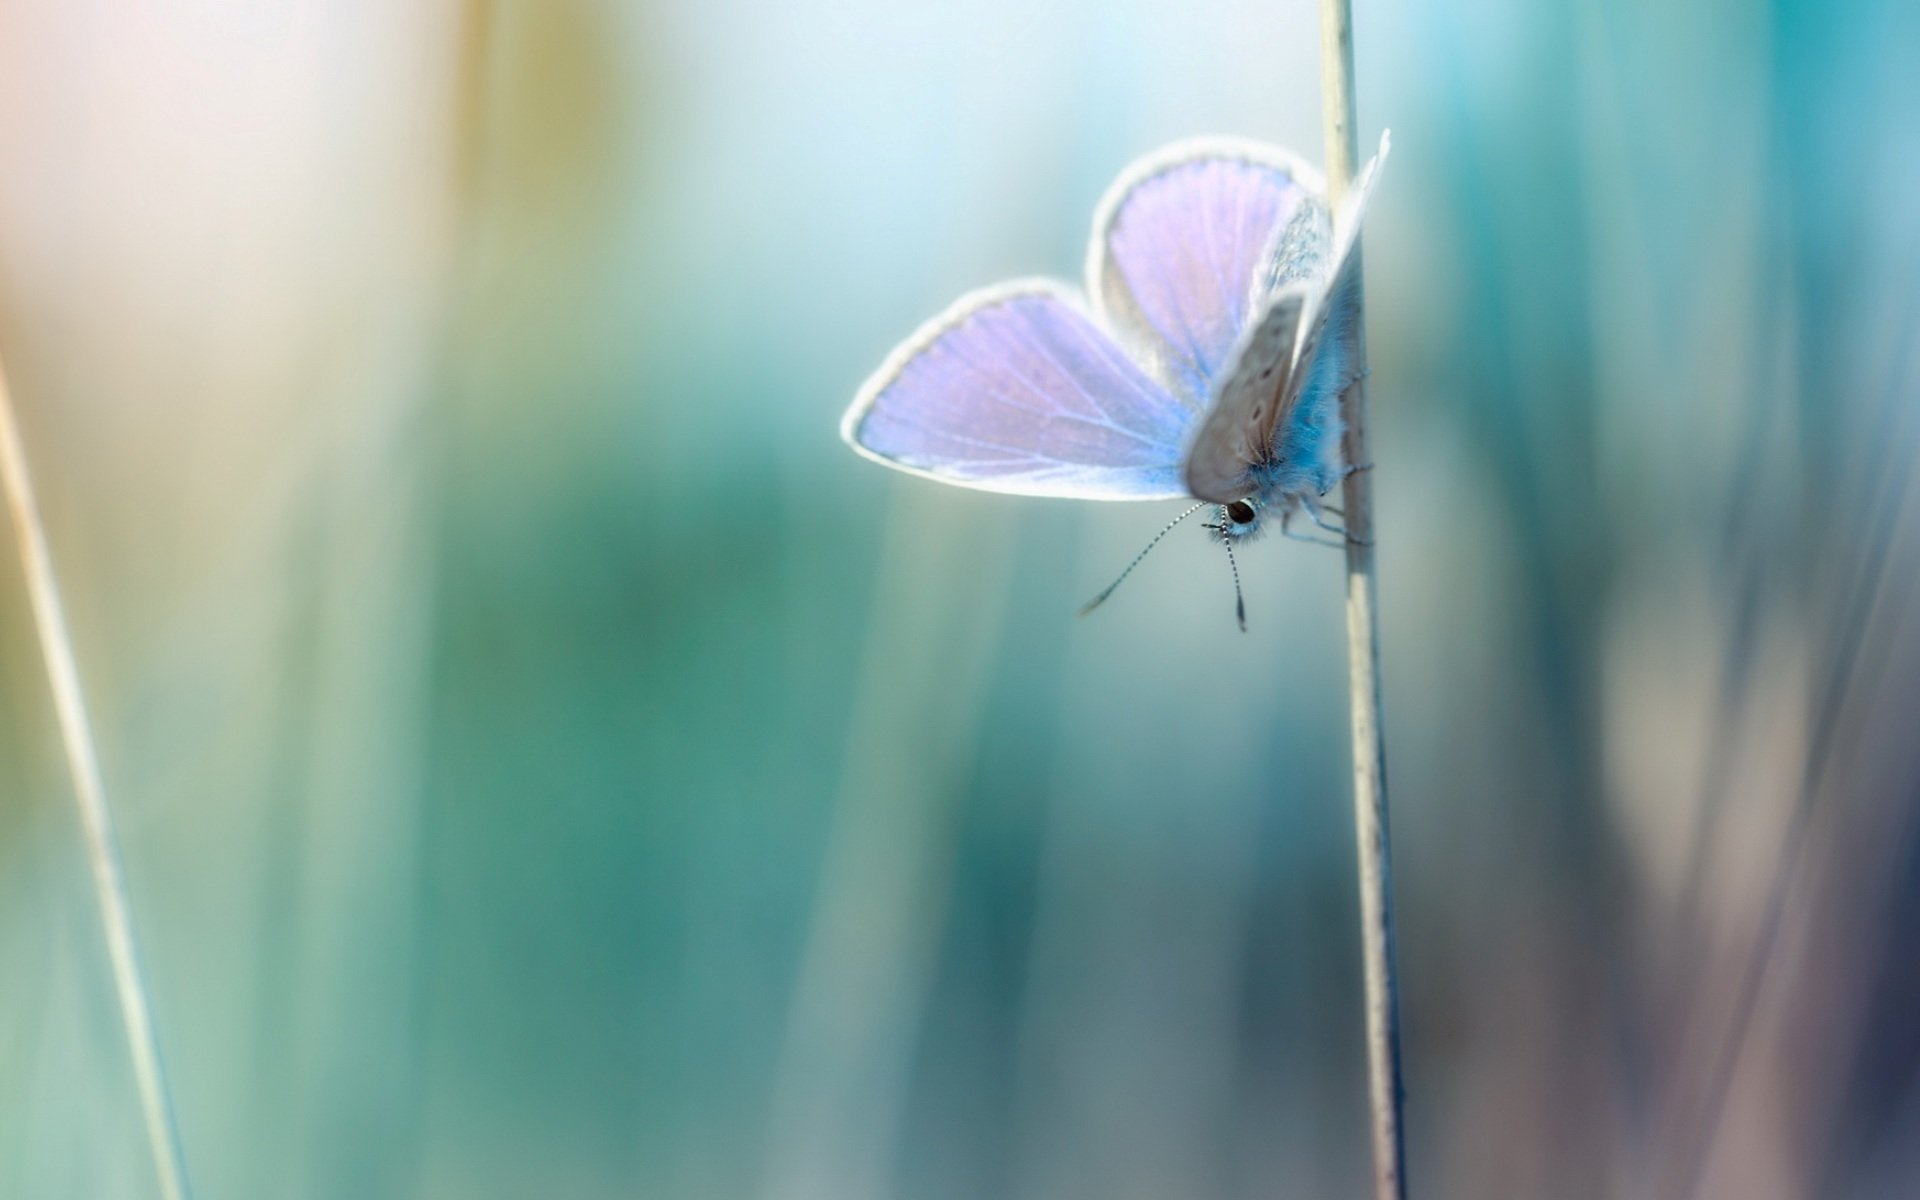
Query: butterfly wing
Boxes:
[
  {"xmin": 1087, "ymin": 138, "xmax": 1324, "ymax": 406},
  {"xmin": 1283, "ymin": 130, "xmax": 1391, "ymax": 414},
  {"xmin": 1181, "ymin": 131, "xmax": 1392, "ymax": 502},
  {"xmin": 841, "ymin": 280, "xmax": 1195, "ymax": 500},
  {"xmin": 1181, "ymin": 286, "xmax": 1310, "ymax": 503}
]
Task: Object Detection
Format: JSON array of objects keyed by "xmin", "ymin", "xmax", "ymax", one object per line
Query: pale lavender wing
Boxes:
[
  {"xmin": 841, "ymin": 280, "xmax": 1195, "ymax": 501},
  {"xmin": 1087, "ymin": 138, "xmax": 1323, "ymax": 406}
]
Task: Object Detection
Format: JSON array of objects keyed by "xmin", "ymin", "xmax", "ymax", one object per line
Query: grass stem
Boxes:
[
  {"xmin": 1316, "ymin": 3, "xmax": 1409, "ymax": 1197},
  {"xmin": 0, "ymin": 350, "xmax": 193, "ymax": 1200}
]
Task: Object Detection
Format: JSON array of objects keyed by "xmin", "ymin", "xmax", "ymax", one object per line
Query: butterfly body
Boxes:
[
  {"xmin": 842, "ymin": 132, "xmax": 1388, "ymax": 597},
  {"xmin": 1219, "ymin": 293, "xmax": 1358, "ymax": 541}
]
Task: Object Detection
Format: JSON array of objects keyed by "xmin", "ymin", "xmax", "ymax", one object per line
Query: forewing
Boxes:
[
  {"xmin": 1179, "ymin": 132, "xmax": 1389, "ymax": 502},
  {"xmin": 842, "ymin": 280, "xmax": 1194, "ymax": 500},
  {"xmin": 1330, "ymin": 130, "xmax": 1391, "ymax": 273},
  {"xmin": 1088, "ymin": 138, "xmax": 1322, "ymax": 405},
  {"xmin": 1281, "ymin": 130, "xmax": 1391, "ymax": 418},
  {"xmin": 1180, "ymin": 287, "xmax": 1309, "ymax": 504}
]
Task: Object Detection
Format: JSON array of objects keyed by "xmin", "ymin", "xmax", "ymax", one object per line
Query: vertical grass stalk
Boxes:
[
  {"xmin": 0, "ymin": 352, "xmax": 193, "ymax": 1200},
  {"xmin": 1317, "ymin": 2, "xmax": 1408, "ymax": 1198}
]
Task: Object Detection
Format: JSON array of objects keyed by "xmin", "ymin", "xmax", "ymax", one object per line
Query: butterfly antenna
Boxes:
[
  {"xmin": 1222, "ymin": 526, "xmax": 1248, "ymax": 632},
  {"xmin": 1077, "ymin": 502, "xmax": 1206, "ymax": 617}
]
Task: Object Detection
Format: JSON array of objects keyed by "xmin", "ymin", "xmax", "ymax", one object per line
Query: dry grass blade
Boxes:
[
  {"xmin": 1317, "ymin": 1, "xmax": 1408, "ymax": 1198},
  {"xmin": 0, "ymin": 352, "xmax": 193, "ymax": 1200}
]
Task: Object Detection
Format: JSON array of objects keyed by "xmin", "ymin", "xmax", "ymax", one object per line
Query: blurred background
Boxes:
[{"xmin": 0, "ymin": 0, "xmax": 1916, "ymax": 1197}]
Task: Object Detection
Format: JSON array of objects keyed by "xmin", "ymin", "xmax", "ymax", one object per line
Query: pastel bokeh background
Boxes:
[{"xmin": 1, "ymin": 1, "xmax": 1918, "ymax": 1198}]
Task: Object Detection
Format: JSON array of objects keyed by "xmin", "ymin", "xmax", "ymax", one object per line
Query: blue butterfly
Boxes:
[{"xmin": 841, "ymin": 132, "xmax": 1389, "ymax": 625}]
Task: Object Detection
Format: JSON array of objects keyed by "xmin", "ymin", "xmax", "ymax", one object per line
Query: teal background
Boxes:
[{"xmin": 1, "ymin": 1, "xmax": 1918, "ymax": 1197}]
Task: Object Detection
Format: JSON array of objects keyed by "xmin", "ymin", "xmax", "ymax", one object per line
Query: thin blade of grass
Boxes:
[
  {"xmin": 1317, "ymin": 3, "xmax": 1408, "ymax": 1198},
  {"xmin": 0, "ymin": 351, "xmax": 193, "ymax": 1200}
]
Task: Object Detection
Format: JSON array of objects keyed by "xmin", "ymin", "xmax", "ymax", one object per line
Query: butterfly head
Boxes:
[{"xmin": 1207, "ymin": 497, "xmax": 1265, "ymax": 542}]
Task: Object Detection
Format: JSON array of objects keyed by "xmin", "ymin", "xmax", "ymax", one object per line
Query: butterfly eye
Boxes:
[{"xmin": 1226, "ymin": 500, "xmax": 1257, "ymax": 525}]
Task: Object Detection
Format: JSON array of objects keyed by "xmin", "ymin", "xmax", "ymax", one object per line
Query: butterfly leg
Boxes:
[
  {"xmin": 1300, "ymin": 493, "xmax": 1374, "ymax": 547},
  {"xmin": 1280, "ymin": 508, "xmax": 1346, "ymax": 550}
]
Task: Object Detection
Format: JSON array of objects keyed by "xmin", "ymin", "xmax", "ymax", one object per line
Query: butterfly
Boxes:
[{"xmin": 840, "ymin": 131, "xmax": 1389, "ymax": 627}]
